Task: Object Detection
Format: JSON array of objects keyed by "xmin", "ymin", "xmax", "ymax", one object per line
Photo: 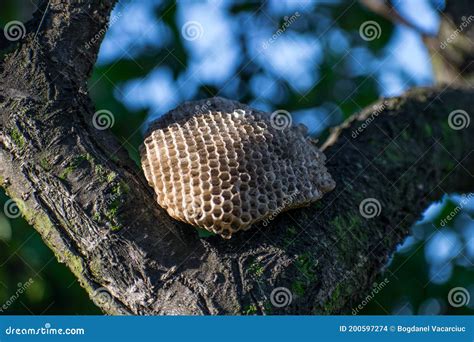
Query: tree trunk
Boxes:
[{"xmin": 0, "ymin": 0, "xmax": 472, "ymax": 315}]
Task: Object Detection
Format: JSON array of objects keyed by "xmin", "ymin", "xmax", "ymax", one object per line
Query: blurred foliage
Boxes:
[
  {"xmin": 0, "ymin": 0, "xmax": 472, "ymax": 315},
  {"xmin": 364, "ymin": 196, "xmax": 474, "ymax": 314},
  {"xmin": 0, "ymin": 191, "xmax": 101, "ymax": 314}
]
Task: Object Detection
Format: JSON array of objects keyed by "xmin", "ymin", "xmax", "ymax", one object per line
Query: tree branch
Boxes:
[{"xmin": 0, "ymin": 1, "xmax": 473, "ymax": 314}]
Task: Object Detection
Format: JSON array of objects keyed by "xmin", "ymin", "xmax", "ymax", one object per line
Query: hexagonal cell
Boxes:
[
  {"xmin": 167, "ymin": 148, "xmax": 177, "ymax": 158},
  {"xmin": 203, "ymin": 202, "xmax": 212, "ymax": 213},
  {"xmin": 222, "ymin": 200, "xmax": 233, "ymax": 213},
  {"xmin": 241, "ymin": 213, "xmax": 252, "ymax": 224},
  {"xmin": 230, "ymin": 219, "xmax": 241, "ymax": 231},
  {"xmin": 193, "ymin": 199, "xmax": 202, "ymax": 209},
  {"xmin": 244, "ymin": 125, "xmax": 254, "ymax": 134},
  {"xmin": 219, "ymin": 228, "xmax": 232, "ymax": 238},
  {"xmin": 265, "ymin": 183, "xmax": 273, "ymax": 196},
  {"xmin": 221, "ymin": 190, "xmax": 232, "ymax": 201},
  {"xmin": 231, "ymin": 194, "xmax": 241, "ymax": 206},
  {"xmin": 211, "ymin": 206, "xmax": 224, "ymax": 220},
  {"xmin": 185, "ymin": 195, "xmax": 193, "ymax": 204},
  {"xmin": 232, "ymin": 207, "xmax": 242, "ymax": 218},
  {"xmin": 200, "ymin": 172, "xmax": 210, "ymax": 182},
  {"xmin": 247, "ymin": 162, "xmax": 258, "ymax": 173},
  {"xmin": 226, "ymin": 151, "xmax": 237, "ymax": 160},
  {"xmin": 265, "ymin": 172, "xmax": 276, "ymax": 182},
  {"xmin": 248, "ymin": 180, "xmax": 258, "ymax": 189},
  {"xmin": 201, "ymin": 182, "xmax": 211, "ymax": 191},
  {"xmin": 257, "ymin": 205, "xmax": 267, "ymax": 216},
  {"xmin": 191, "ymin": 206, "xmax": 204, "ymax": 220},
  {"xmin": 230, "ymin": 175, "xmax": 239, "ymax": 184},
  {"xmin": 178, "ymin": 150, "xmax": 188, "ymax": 159},
  {"xmin": 192, "ymin": 185, "xmax": 202, "ymax": 196},
  {"xmin": 196, "ymin": 140, "xmax": 206, "ymax": 149},
  {"xmin": 190, "ymin": 175, "xmax": 199, "ymax": 186},
  {"xmin": 222, "ymin": 213, "xmax": 233, "ymax": 224},
  {"xmin": 202, "ymin": 216, "xmax": 214, "ymax": 229},
  {"xmin": 240, "ymin": 173, "xmax": 251, "ymax": 183},
  {"xmin": 221, "ymin": 181, "xmax": 232, "ymax": 190},
  {"xmin": 212, "ymin": 196, "xmax": 223, "ymax": 206},
  {"xmin": 287, "ymin": 183, "xmax": 296, "ymax": 193},
  {"xmin": 202, "ymin": 192, "xmax": 212, "ymax": 201},
  {"xmin": 251, "ymin": 151, "xmax": 262, "ymax": 160},
  {"xmin": 210, "ymin": 177, "xmax": 221, "ymax": 187},
  {"xmin": 268, "ymin": 201, "xmax": 277, "ymax": 211},
  {"xmin": 254, "ymin": 160, "xmax": 264, "ymax": 169},
  {"xmin": 257, "ymin": 194, "xmax": 267, "ymax": 204},
  {"xmin": 272, "ymin": 180, "xmax": 282, "ymax": 190},
  {"xmin": 206, "ymin": 145, "xmax": 216, "ymax": 154}
]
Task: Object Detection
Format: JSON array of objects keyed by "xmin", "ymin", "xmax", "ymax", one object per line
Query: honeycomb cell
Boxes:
[
  {"xmin": 212, "ymin": 196, "xmax": 222, "ymax": 206},
  {"xmin": 203, "ymin": 193, "xmax": 211, "ymax": 202},
  {"xmin": 222, "ymin": 213, "xmax": 233, "ymax": 223},
  {"xmin": 140, "ymin": 97, "xmax": 335, "ymax": 238}
]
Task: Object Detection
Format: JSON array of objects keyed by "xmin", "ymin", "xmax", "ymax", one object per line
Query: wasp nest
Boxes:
[{"xmin": 140, "ymin": 97, "xmax": 335, "ymax": 238}]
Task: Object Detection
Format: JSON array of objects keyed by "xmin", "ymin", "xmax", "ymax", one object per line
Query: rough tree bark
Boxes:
[{"xmin": 0, "ymin": 1, "xmax": 472, "ymax": 314}]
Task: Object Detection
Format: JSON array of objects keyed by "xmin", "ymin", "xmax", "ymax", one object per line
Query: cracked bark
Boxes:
[{"xmin": 0, "ymin": 0, "xmax": 473, "ymax": 314}]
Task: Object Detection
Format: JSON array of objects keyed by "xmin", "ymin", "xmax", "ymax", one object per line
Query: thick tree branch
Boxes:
[{"xmin": 0, "ymin": 1, "xmax": 473, "ymax": 315}]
